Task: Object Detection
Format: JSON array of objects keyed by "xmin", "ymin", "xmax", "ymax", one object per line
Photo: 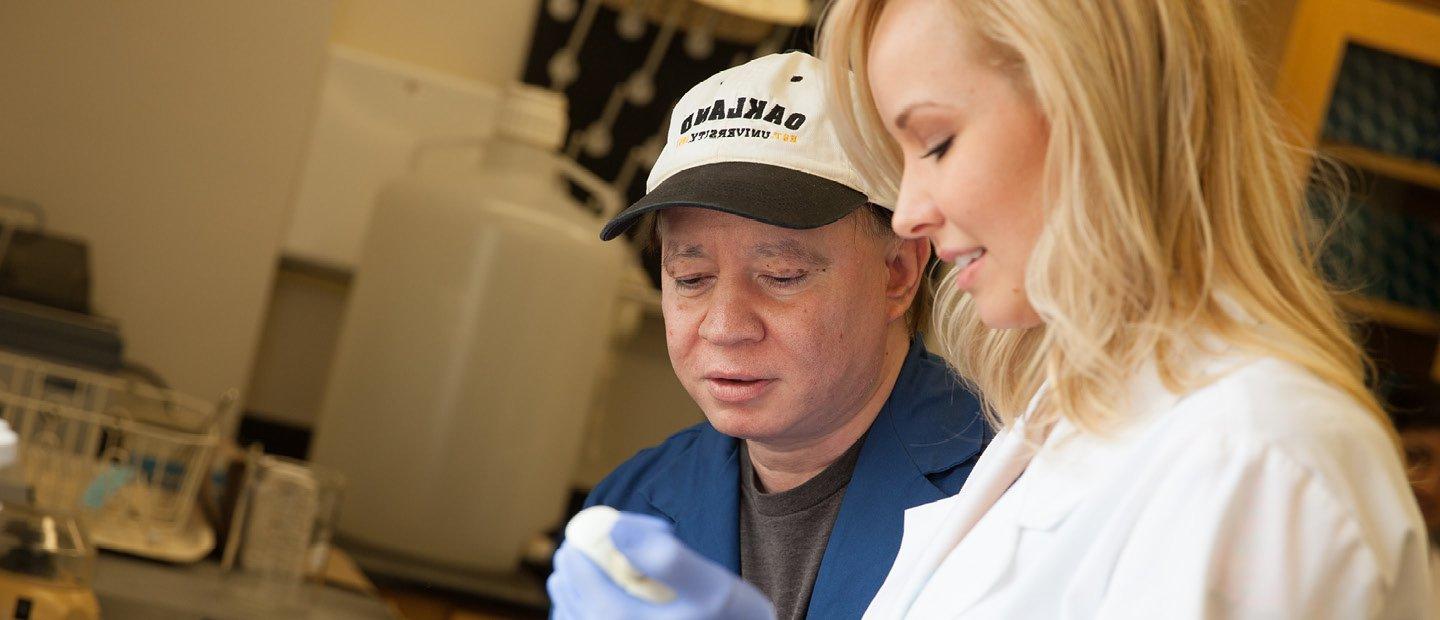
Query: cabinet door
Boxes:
[{"xmin": 1276, "ymin": 0, "xmax": 1440, "ymax": 144}]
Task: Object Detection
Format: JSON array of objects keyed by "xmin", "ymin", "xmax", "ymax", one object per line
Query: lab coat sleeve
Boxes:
[{"xmin": 1092, "ymin": 436, "xmax": 1426, "ymax": 620}]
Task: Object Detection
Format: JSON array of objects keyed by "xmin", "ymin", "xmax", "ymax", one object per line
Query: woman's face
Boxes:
[{"xmin": 867, "ymin": 0, "xmax": 1049, "ymax": 329}]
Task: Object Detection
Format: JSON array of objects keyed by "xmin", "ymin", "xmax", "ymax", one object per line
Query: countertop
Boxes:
[{"xmin": 92, "ymin": 551, "xmax": 396, "ymax": 620}]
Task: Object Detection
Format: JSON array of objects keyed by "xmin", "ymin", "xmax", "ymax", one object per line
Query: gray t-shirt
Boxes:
[{"xmin": 739, "ymin": 437, "xmax": 866, "ymax": 620}]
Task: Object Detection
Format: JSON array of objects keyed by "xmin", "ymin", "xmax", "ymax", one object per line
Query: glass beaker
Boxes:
[{"xmin": 227, "ymin": 454, "xmax": 344, "ymax": 605}]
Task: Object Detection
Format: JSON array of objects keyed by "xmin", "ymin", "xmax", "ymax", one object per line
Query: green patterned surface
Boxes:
[
  {"xmin": 1319, "ymin": 198, "xmax": 1440, "ymax": 313},
  {"xmin": 1323, "ymin": 44, "xmax": 1440, "ymax": 164}
]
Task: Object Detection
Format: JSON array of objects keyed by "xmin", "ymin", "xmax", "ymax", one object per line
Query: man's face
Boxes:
[{"xmin": 658, "ymin": 207, "xmax": 905, "ymax": 448}]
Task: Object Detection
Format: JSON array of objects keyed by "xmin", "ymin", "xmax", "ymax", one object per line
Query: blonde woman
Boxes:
[
  {"xmin": 547, "ymin": 0, "xmax": 1432, "ymax": 617},
  {"xmin": 817, "ymin": 0, "xmax": 1432, "ymax": 616}
]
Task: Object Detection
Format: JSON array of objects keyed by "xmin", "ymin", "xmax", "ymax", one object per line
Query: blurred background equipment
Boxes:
[
  {"xmin": 307, "ymin": 82, "xmax": 634, "ymax": 600},
  {"xmin": 0, "ymin": 349, "xmax": 235, "ymax": 563},
  {"xmin": 0, "ymin": 419, "xmax": 102, "ymax": 620},
  {"xmin": 0, "ymin": 195, "xmax": 89, "ymax": 316},
  {"xmin": 284, "ymin": 45, "xmax": 503, "ymax": 273},
  {"xmin": 0, "ymin": 198, "xmax": 121, "ymax": 373},
  {"xmin": 220, "ymin": 450, "xmax": 347, "ymax": 614},
  {"xmin": 526, "ymin": 0, "xmax": 826, "ymax": 230}
]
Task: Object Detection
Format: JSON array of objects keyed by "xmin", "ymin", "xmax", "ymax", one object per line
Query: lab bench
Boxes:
[{"xmin": 92, "ymin": 549, "xmax": 396, "ymax": 620}]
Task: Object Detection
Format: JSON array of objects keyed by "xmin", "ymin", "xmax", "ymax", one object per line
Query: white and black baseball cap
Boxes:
[{"xmin": 599, "ymin": 52, "xmax": 893, "ymax": 241}]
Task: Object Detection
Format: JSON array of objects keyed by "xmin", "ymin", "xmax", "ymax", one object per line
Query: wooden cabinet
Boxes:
[{"xmin": 1275, "ymin": 0, "xmax": 1440, "ymax": 387}]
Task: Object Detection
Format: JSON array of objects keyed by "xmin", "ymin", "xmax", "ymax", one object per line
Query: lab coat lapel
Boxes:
[
  {"xmin": 806, "ymin": 407, "xmax": 949, "ymax": 620},
  {"xmin": 876, "ymin": 370, "xmax": 1184, "ymax": 617},
  {"xmin": 872, "ymin": 417, "xmax": 1047, "ymax": 618},
  {"xmin": 642, "ymin": 429, "xmax": 742, "ymax": 572}
]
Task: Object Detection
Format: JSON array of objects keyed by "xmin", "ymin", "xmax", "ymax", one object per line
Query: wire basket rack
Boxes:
[{"xmin": 0, "ymin": 348, "xmax": 236, "ymax": 561}]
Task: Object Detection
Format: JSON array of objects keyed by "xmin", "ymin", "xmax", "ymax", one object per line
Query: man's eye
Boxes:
[
  {"xmin": 674, "ymin": 276, "xmax": 711, "ymax": 290},
  {"xmin": 762, "ymin": 274, "xmax": 807, "ymax": 288}
]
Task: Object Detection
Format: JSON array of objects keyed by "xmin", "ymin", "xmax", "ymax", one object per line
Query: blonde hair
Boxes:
[{"xmin": 818, "ymin": 0, "xmax": 1393, "ymax": 441}]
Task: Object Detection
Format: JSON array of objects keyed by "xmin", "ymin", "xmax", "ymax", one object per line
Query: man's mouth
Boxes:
[{"xmin": 702, "ymin": 374, "xmax": 776, "ymax": 403}]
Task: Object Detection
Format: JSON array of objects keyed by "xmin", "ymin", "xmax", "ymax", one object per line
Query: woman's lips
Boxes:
[
  {"xmin": 954, "ymin": 250, "xmax": 986, "ymax": 289},
  {"xmin": 703, "ymin": 377, "xmax": 776, "ymax": 403},
  {"xmin": 939, "ymin": 247, "xmax": 987, "ymax": 290}
]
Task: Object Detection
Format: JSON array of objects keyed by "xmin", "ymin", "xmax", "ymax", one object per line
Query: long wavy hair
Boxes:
[{"xmin": 818, "ymin": 0, "xmax": 1393, "ymax": 442}]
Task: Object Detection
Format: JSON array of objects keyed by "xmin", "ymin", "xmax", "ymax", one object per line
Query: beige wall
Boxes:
[
  {"xmin": 332, "ymin": 0, "xmax": 540, "ymax": 84},
  {"xmin": 0, "ymin": 1, "xmax": 334, "ymax": 410}
]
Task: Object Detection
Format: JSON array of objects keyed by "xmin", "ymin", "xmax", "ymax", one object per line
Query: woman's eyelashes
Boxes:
[{"xmin": 923, "ymin": 135, "xmax": 955, "ymax": 160}]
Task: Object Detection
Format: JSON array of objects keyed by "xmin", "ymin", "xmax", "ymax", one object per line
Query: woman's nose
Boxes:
[{"xmin": 891, "ymin": 169, "xmax": 943, "ymax": 239}]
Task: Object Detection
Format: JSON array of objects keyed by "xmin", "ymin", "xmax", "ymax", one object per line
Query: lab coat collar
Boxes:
[
  {"xmin": 925, "ymin": 364, "xmax": 1187, "ymax": 616},
  {"xmin": 875, "ymin": 409, "xmax": 1048, "ymax": 618}
]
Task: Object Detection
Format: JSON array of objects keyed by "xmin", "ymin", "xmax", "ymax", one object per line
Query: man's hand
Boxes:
[{"xmin": 547, "ymin": 509, "xmax": 776, "ymax": 619}]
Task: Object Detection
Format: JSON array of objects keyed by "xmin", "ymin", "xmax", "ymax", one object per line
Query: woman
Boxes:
[
  {"xmin": 548, "ymin": 0, "xmax": 1432, "ymax": 617},
  {"xmin": 818, "ymin": 0, "xmax": 1431, "ymax": 616}
]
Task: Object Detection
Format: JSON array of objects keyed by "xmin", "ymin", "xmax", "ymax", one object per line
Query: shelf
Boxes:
[
  {"xmin": 1322, "ymin": 142, "xmax": 1440, "ymax": 192},
  {"xmin": 1340, "ymin": 294, "xmax": 1440, "ymax": 334}
]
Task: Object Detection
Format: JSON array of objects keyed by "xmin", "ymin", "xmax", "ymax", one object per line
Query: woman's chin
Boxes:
[{"xmin": 975, "ymin": 296, "xmax": 1044, "ymax": 330}]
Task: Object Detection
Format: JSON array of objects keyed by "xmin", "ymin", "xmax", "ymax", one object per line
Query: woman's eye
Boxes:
[{"xmin": 922, "ymin": 136, "xmax": 954, "ymax": 160}]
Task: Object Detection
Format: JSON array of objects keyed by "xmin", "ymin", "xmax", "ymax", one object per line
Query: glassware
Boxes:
[{"xmin": 224, "ymin": 454, "xmax": 344, "ymax": 606}]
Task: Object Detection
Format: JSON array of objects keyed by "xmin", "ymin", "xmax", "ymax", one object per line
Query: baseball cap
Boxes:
[{"xmin": 599, "ymin": 52, "xmax": 893, "ymax": 241}]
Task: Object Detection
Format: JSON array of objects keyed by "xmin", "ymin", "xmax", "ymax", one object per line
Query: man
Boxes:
[{"xmin": 550, "ymin": 52, "xmax": 988, "ymax": 619}]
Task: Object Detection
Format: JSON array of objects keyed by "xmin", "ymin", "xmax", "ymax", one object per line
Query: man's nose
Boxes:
[
  {"xmin": 697, "ymin": 282, "xmax": 763, "ymax": 346},
  {"xmin": 892, "ymin": 169, "xmax": 943, "ymax": 239}
]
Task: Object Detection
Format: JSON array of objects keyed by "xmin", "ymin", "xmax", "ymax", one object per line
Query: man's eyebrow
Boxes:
[
  {"xmin": 661, "ymin": 243, "xmax": 708, "ymax": 267},
  {"xmin": 750, "ymin": 238, "xmax": 830, "ymax": 268}
]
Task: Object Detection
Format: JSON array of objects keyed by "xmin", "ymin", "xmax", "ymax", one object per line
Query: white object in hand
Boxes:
[{"xmin": 565, "ymin": 506, "xmax": 677, "ymax": 604}]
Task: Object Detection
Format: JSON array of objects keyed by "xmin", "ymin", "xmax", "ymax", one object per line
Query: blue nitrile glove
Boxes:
[{"xmin": 547, "ymin": 511, "xmax": 776, "ymax": 619}]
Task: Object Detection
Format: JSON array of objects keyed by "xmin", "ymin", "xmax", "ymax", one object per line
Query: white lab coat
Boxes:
[{"xmin": 865, "ymin": 354, "xmax": 1432, "ymax": 619}]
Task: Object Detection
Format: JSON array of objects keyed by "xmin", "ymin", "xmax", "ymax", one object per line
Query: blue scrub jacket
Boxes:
[{"xmin": 583, "ymin": 337, "xmax": 990, "ymax": 619}]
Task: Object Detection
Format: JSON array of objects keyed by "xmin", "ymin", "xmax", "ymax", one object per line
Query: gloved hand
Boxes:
[{"xmin": 547, "ymin": 511, "xmax": 776, "ymax": 619}]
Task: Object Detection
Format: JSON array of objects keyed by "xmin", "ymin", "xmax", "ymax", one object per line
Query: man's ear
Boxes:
[{"xmin": 885, "ymin": 237, "xmax": 930, "ymax": 321}]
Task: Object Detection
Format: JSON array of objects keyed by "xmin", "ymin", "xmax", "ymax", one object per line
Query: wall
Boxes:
[
  {"xmin": 0, "ymin": 1, "xmax": 334, "ymax": 409},
  {"xmin": 332, "ymin": 0, "xmax": 540, "ymax": 86}
]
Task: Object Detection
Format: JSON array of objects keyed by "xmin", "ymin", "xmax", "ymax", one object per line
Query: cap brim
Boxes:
[{"xmin": 599, "ymin": 161, "xmax": 869, "ymax": 241}]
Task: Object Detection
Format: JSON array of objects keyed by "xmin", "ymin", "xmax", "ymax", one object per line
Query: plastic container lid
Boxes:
[{"xmin": 497, "ymin": 84, "xmax": 568, "ymax": 151}]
